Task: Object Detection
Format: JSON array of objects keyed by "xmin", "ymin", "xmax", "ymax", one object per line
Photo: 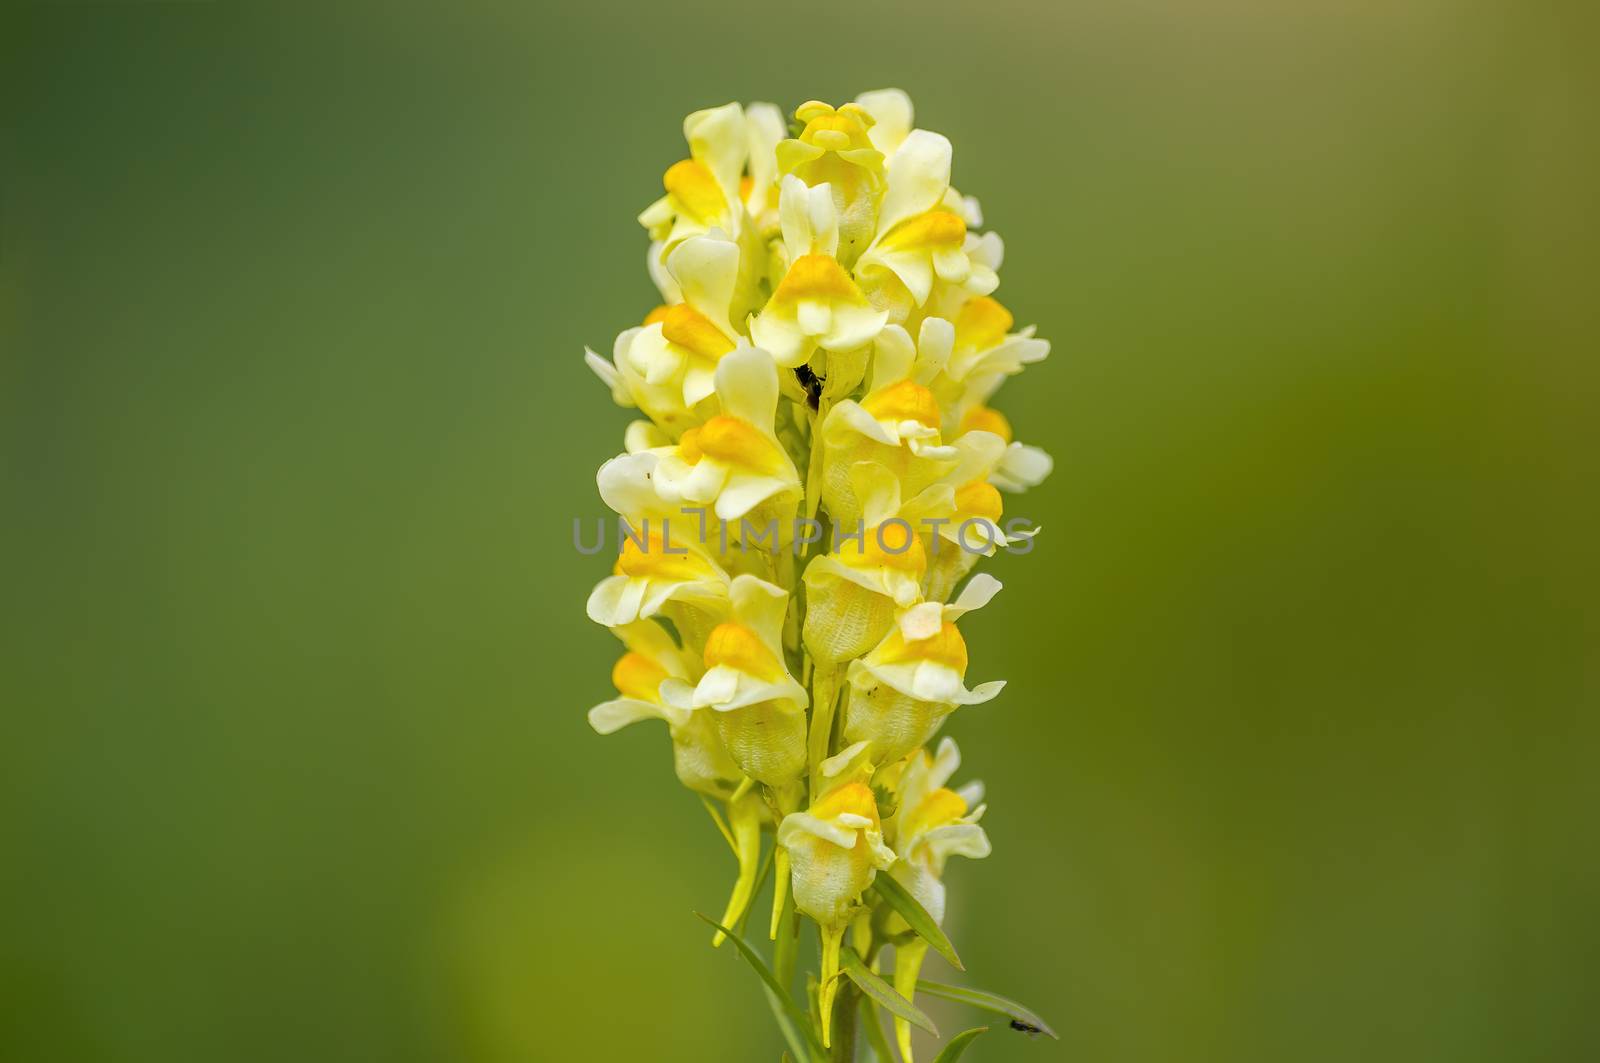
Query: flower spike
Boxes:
[{"xmin": 581, "ymin": 90, "xmax": 1054, "ymax": 1060}]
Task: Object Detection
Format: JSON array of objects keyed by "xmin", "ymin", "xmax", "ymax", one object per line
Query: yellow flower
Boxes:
[
  {"xmin": 777, "ymin": 778, "xmax": 896, "ymax": 1046},
  {"xmin": 586, "ymin": 452, "xmax": 730, "ymax": 627},
  {"xmin": 749, "ymin": 175, "xmax": 888, "ymax": 368},
  {"xmin": 920, "ymin": 295, "xmax": 1055, "ymax": 501},
  {"xmin": 820, "ymin": 318, "xmax": 958, "ymax": 528},
  {"xmin": 855, "ymin": 130, "xmax": 997, "ymax": 314},
  {"xmin": 779, "ymin": 780, "xmax": 894, "ymax": 925},
  {"xmin": 583, "ymin": 327, "xmax": 637, "ymax": 410},
  {"xmin": 802, "ymin": 461, "xmax": 950, "ymax": 666},
  {"xmin": 919, "ymin": 428, "xmax": 1037, "ymax": 599},
  {"xmin": 936, "ymin": 294, "xmax": 1050, "ymax": 417},
  {"xmin": 587, "ymin": 322, "xmax": 699, "ymax": 439},
  {"xmin": 651, "ymin": 345, "xmax": 802, "ymax": 524},
  {"xmin": 775, "ymin": 100, "xmax": 885, "ymax": 262},
  {"xmin": 884, "ymin": 737, "xmax": 991, "ymax": 1062},
  {"xmin": 638, "ymin": 102, "xmax": 751, "ymax": 250},
  {"xmin": 586, "ymin": 619, "xmax": 744, "ymax": 800},
  {"xmin": 955, "ymin": 402, "xmax": 1055, "ymax": 494},
  {"xmin": 662, "ymin": 575, "xmax": 808, "ymax": 790},
  {"xmin": 844, "ymin": 575, "xmax": 1005, "ymax": 763},
  {"xmin": 623, "ymin": 235, "xmax": 743, "ymax": 408},
  {"xmin": 886, "ymin": 738, "xmax": 990, "ymax": 918},
  {"xmin": 588, "ymin": 620, "xmax": 774, "ymax": 948}
]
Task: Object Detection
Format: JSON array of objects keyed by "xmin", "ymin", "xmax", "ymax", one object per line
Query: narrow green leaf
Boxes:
[
  {"xmin": 931, "ymin": 1026, "xmax": 989, "ymax": 1061},
  {"xmin": 859, "ymin": 993, "xmax": 895, "ymax": 1061},
  {"xmin": 916, "ymin": 979, "xmax": 1058, "ymax": 1040},
  {"xmin": 763, "ymin": 985, "xmax": 812, "ymax": 1063},
  {"xmin": 869, "ymin": 872, "xmax": 964, "ymax": 970},
  {"xmin": 695, "ymin": 912, "xmax": 827, "ymax": 1058},
  {"xmin": 840, "ymin": 947, "xmax": 939, "ymax": 1037}
]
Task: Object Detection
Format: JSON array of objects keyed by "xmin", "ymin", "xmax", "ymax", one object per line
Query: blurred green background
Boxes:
[{"xmin": 3, "ymin": 2, "xmax": 1596, "ymax": 1061}]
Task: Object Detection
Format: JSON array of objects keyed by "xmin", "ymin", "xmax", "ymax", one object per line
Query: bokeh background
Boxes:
[{"xmin": 4, "ymin": 2, "xmax": 1596, "ymax": 1061}]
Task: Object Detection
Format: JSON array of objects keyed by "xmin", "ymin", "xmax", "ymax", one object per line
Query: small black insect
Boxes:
[
  {"xmin": 794, "ymin": 364, "xmax": 824, "ymax": 411},
  {"xmin": 1009, "ymin": 1019, "xmax": 1045, "ymax": 1036}
]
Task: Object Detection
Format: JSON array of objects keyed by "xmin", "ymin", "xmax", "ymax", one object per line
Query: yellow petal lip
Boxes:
[
  {"xmin": 790, "ymin": 101, "xmax": 877, "ymax": 155},
  {"xmin": 660, "ymin": 303, "xmax": 734, "ymax": 360},
  {"xmin": 663, "ymin": 158, "xmax": 726, "ymax": 223},
  {"xmin": 794, "ymin": 100, "xmax": 835, "ymax": 123},
  {"xmin": 955, "ymin": 480, "xmax": 1004, "ymax": 522},
  {"xmin": 958, "ymin": 405, "xmax": 1013, "ymax": 443},
  {"xmin": 879, "ymin": 621, "xmax": 969, "ymax": 672},
  {"xmin": 773, "ymin": 253, "xmax": 862, "ymax": 303},
  {"xmin": 795, "ymin": 101, "xmax": 874, "ymax": 129},
  {"xmin": 881, "ymin": 209, "xmax": 966, "ymax": 251},
  {"xmin": 679, "ymin": 415, "xmax": 787, "ymax": 475},
  {"xmin": 812, "ymin": 780, "xmax": 879, "ymax": 824},
  {"xmin": 642, "ymin": 304, "xmax": 673, "ymax": 326},
  {"xmin": 861, "ymin": 379, "xmax": 942, "ymax": 428},
  {"xmin": 614, "ymin": 532, "xmax": 717, "ymax": 581},
  {"xmin": 956, "ymin": 295, "xmax": 1014, "ymax": 350},
  {"xmin": 612, "ymin": 651, "xmax": 668, "ymax": 702},
  {"xmin": 838, "ymin": 522, "xmax": 928, "ymax": 575},
  {"xmin": 904, "ymin": 786, "xmax": 968, "ymax": 839},
  {"xmin": 703, "ymin": 622, "xmax": 784, "ymax": 681}
]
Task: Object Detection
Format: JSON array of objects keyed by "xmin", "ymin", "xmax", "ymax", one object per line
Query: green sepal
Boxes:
[
  {"xmin": 915, "ymin": 979, "xmax": 1058, "ymax": 1039},
  {"xmin": 840, "ymin": 947, "xmax": 939, "ymax": 1037},
  {"xmin": 931, "ymin": 1026, "xmax": 990, "ymax": 1061},
  {"xmin": 868, "ymin": 871, "xmax": 964, "ymax": 971}
]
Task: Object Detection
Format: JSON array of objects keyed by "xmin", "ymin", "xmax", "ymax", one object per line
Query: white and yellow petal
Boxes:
[
  {"xmin": 651, "ymin": 346, "xmax": 801, "ymax": 522},
  {"xmin": 584, "ymin": 334, "xmax": 636, "ymax": 408},
  {"xmin": 992, "ymin": 442, "xmax": 1054, "ymax": 492},
  {"xmin": 661, "ymin": 575, "xmax": 808, "ymax": 787},
  {"xmin": 777, "ymin": 782, "xmax": 896, "ymax": 926},
  {"xmin": 623, "ymin": 419, "xmax": 670, "ymax": 454},
  {"xmin": 824, "ymin": 321, "xmax": 958, "ymax": 470},
  {"xmin": 750, "ymin": 177, "xmax": 888, "ymax": 368},
  {"xmin": 852, "ymin": 130, "xmax": 986, "ymax": 307},
  {"xmin": 688, "ymin": 575, "xmax": 807, "ymax": 711},
  {"xmin": 953, "ymin": 404, "xmax": 1055, "ymax": 494},
  {"xmin": 853, "ymin": 88, "xmax": 914, "ymax": 157},
  {"xmin": 742, "ymin": 102, "xmax": 786, "ymax": 222},
  {"xmin": 643, "ymin": 102, "xmax": 751, "ymax": 249},
  {"xmin": 624, "ymin": 235, "xmax": 744, "ymax": 409},
  {"xmin": 587, "ymin": 461, "xmax": 731, "ymax": 626},
  {"xmin": 848, "ymin": 574, "xmax": 1005, "ymax": 706},
  {"xmin": 587, "ymin": 621, "xmax": 746, "ymax": 799},
  {"xmin": 928, "ymin": 429, "xmax": 1017, "ymax": 552},
  {"xmin": 947, "ymin": 295, "xmax": 1050, "ymax": 384},
  {"xmin": 774, "ymin": 101, "xmax": 886, "ymax": 264}
]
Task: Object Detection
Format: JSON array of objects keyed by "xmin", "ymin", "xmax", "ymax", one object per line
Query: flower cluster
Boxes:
[{"xmin": 583, "ymin": 91, "xmax": 1052, "ymax": 1059}]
